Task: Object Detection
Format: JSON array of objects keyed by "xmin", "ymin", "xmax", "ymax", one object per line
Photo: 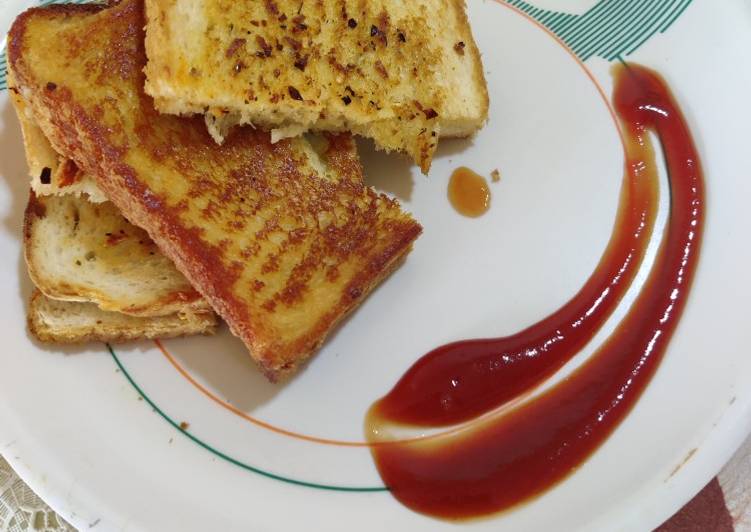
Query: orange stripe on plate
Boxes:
[{"xmin": 154, "ymin": 0, "xmax": 627, "ymax": 449}]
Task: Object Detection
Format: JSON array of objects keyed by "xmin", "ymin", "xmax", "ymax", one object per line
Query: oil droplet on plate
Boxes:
[{"xmin": 447, "ymin": 167, "xmax": 491, "ymax": 217}]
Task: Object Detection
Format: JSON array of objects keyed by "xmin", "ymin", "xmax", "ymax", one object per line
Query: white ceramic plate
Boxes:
[{"xmin": 1, "ymin": 1, "xmax": 750, "ymax": 530}]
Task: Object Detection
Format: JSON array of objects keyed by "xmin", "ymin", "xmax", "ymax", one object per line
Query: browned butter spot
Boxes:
[{"xmin": 447, "ymin": 167, "xmax": 490, "ymax": 218}]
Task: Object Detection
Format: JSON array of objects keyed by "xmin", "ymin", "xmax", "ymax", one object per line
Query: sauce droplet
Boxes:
[{"xmin": 448, "ymin": 167, "xmax": 490, "ymax": 217}]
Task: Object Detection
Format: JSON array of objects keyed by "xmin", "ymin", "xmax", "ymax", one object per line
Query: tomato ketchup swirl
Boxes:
[{"xmin": 367, "ymin": 64, "xmax": 705, "ymax": 519}]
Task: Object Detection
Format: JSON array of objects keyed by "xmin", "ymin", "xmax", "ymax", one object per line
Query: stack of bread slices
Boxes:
[
  {"xmin": 8, "ymin": 70, "xmax": 220, "ymax": 344},
  {"xmin": 7, "ymin": 0, "xmax": 487, "ymax": 379}
]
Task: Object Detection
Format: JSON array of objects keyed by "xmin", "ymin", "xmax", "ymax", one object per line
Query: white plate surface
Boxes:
[{"xmin": 1, "ymin": 1, "xmax": 750, "ymax": 530}]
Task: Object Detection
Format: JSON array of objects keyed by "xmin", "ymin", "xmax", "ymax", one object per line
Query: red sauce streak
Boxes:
[
  {"xmin": 57, "ymin": 159, "xmax": 81, "ymax": 188},
  {"xmin": 382, "ymin": 151, "xmax": 657, "ymax": 426},
  {"xmin": 366, "ymin": 63, "xmax": 705, "ymax": 519}
]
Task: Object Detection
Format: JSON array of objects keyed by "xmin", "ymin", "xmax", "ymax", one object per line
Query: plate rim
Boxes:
[{"xmin": 1, "ymin": 0, "xmax": 750, "ymax": 529}]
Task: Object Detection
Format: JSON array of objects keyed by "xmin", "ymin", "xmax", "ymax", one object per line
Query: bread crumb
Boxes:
[{"xmin": 491, "ymin": 169, "xmax": 501, "ymax": 183}]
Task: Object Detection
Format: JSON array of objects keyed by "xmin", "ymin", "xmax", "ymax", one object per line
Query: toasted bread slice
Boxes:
[
  {"xmin": 29, "ymin": 290, "xmax": 217, "ymax": 344},
  {"xmin": 7, "ymin": 65, "xmax": 107, "ymax": 203},
  {"xmin": 143, "ymin": 0, "xmax": 488, "ymax": 173},
  {"xmin": 24, "ymin": 191, "xmax": 210, "ymax": 317},
  {"xmin": 12, "ymin": 60, "xmax": 211, "ymax": 319},
  {"xmin": 8, "ymin": 0, "xmax": 422, "ymax": 379}
]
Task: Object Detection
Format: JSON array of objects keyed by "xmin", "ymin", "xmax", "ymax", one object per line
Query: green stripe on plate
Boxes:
[
  {"xmin": 0, "ymin": 0, "xmax": 697, "ymax": 89},
  {"xmin": 607, "ymin": 0, "xmax": 678, "ymax": 60},
  {"xmin": 660, "ymin": 0, "xmax": 693, "ymax": 32},
  {"xmin": 557, "ymin": 0, "xmax": 614, "ymax": 42},
  {"xmin": 570, "ymin": 0, "xmax": 643, "ymax": 57},
  {"xmin": 581, "ymin": 0, "xmax": 662, "ymax": 61},
  {"xmin": 502, "ymin": 0, "xmax": 695, "ymax": 63},
  {"xmin": 108, "ymin": 344, "xmax": 389, "ymax": 493}
]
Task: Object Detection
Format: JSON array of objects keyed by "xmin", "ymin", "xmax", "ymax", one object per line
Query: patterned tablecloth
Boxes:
[
  {"xmin": 1, "ymin": 435, "xmax": 750, "ymax": 531},
  {"xmin": 0, "ymin": 456, "xmax": 73, "ymax": 531}
]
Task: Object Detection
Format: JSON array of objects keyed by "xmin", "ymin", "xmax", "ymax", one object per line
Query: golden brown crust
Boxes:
[
  {"xmin": 8, "ymin": 69, "xmax": 110, "ymax": 202},
  {"xmin": 143, "ymin": 0, "xmax": 488, "ymax": 173},
  {"xmin": 320, "ymin": 133, "xmax": 364, "ymax": 184},
  {"xmin": 28, "ymin": 290, "xmax": 217, "ymax": 344},
  {"xmin": 10, "ymin": 0, "xmax": 422, "ymax": 378},
  {"xmin": 451, "ymin": 0, "xmax": 490, "ymax": 126}
]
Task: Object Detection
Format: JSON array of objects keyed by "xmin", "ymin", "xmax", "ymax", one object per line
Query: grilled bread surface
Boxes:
[
  {"xmin": 12, "ymin": 68, "xmax": 211, "ymax": 319},
  {"xmin": 24, "ymin": 192, "xmax": 210, "ymax": 317},
  {"xmin": 8, "ymin": 66, "xmax": 108, "ymax": 203},
  {"xmin": 29, "ymin": 290, "xmax": 217, "ymax": 344},
  {"xmin": 8, "ymin": 0, "xmax": 422, "ymax": 379},
  {"xmin": 144, "ymin": 0, "xmax": 489, "ymax": 172}
]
